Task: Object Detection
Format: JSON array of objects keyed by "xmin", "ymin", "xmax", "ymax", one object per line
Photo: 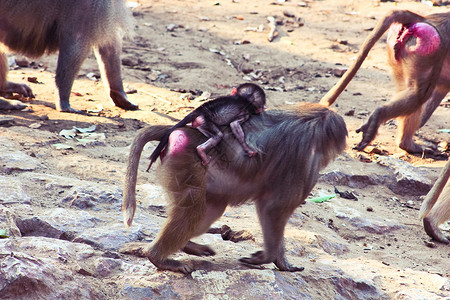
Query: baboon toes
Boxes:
[
  {"xmin": 183, "ymin": 242, "xmax": 216, "ymax": 257},
  {"xmin": 118, "ymin": 100, "xmax": 139, "ymax": 111},
  {"xmin": 149, "ymin": 257, "xmax": 194, "ymax": 274},
  {"xmin": 423, "ymin": 217, "xmax": 450, "ymax": 244},
  {"xmin": 239, "ymin": 251, "xmax": 304, "ymax": 272},
  {"xmin": 239, "ymin": 250, "xmax": 268, "ymax": 266}
]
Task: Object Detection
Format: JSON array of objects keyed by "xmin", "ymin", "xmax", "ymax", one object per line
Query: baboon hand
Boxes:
[{"xmin": 1, "ymin": 82, "xmax": 35, "ymax": 98}]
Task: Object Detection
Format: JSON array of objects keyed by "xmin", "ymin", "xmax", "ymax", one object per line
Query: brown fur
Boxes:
[
  {"xmin": 320, "ymin": 10, "xmax": 450, "ymax": 153},
  {"xmin": 419, "ymin": 159, "xmax": 450, "ymax": 243},
  {"xmin": 123, "ymin": 103, "xmax": 347, "ymax": 273},
  {"xmin": 0, "ymin": 0, "xmax": 138, "ymax": 112}
]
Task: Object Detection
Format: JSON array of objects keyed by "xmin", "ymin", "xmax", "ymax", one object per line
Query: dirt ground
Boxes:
[{"xmin": 1, "ymin": 0, "xmax": 449, "ymax": 296}]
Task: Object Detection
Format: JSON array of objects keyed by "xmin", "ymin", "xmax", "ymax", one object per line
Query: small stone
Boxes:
[
  {"xmin": 15, "ymin": 57, "xmax": 31, "ymax": 67},
  {"xmin": 344, "ymin": 109, "xmax": 355, "ymax": 116},
  {"xmin": 27, "ymin": 77, "xmax": 38, "ymax": 83},
  {"xmin": 167, "ymin": 24, "xmax": 177, "ymax": 31},
  {"xmin": 332, "ymin": 68, "xmax": 347, "ymax": 77}
]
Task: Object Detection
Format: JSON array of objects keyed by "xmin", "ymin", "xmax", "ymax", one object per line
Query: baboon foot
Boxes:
[
  {"xmin": 239, "ymin": 250, "xmax": 269, "ymax": 266},
  {"xmin": 423, "ymin": 217, "xmax": 450, "ymax": 244},
  {"xmin": 110, "ymin": 90, "xmax": 138, "ymax": 110},
  {"xmin": 274, "ymin": 256, "xmax": 304, "ymax": 272},
  {"xmin": 398, "ymin": 140, "xmax": 424, "ymax": 154},
  {"xmin": 183, "ymin": 241, "xmax": 216, "ymax": 256},
  {"xmin": 240, "ymin": 250, "xmax": 304, "ymax": 272},
  {"xmin": 148, "ymin": 256, "xmax": 194, "ymax": 274},
  {"xmin": 58, "ymin": 106, "xmax": 85, "ymax": 114}
]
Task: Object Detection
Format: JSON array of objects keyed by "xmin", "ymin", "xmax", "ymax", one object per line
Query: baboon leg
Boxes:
[
  {"xmin": 94, "ymin": 38, "xmax": 138, "ymax": 110},
  {"xmin": 420, "ymin": 87, "xmax": 447, "ymax": 127},
  {"xmin": 145, "ymin": 149, "xmax": 212, "ymax": 274},
  {"xmin": 182, "ymin": 198, "xmax": 228, "ymax": 256},
  {"xmin": 145, "ymin": 197, "xmax": 206, "ymax": 274},
  {"xmin": 397, "ymin": 107, "xmax": 423, "ymax": 153},
  {"xmin": 196, "ymin": 125, "xmax": 223, "ymax": 165},
  {"xmin": 55, "ymin": 38, "xmax": 91, "ymax": 113},
  {"xmin": 240, "ymin": 196, "xmax": 302, "ymax": 271}
]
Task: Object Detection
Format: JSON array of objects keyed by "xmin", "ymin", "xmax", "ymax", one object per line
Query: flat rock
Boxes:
[
  {"xmin": 39, "ymin": 207, "xmax": 101, "ymax": 233},
  {"xmin": 73, "ymin": 223, "xmax": 144, "ymax": 251},
  {"xmin": 377, "ymin": 156, "xmax": 434, "ymax": 196},
  {"xmin": 61, "ymin": 185, "xmax": 122, "ymax": 210},
  {"xmin": 0, "ymin": 237, "xmax": 101, "ymax": 299},
  {"xmin": 321, "ymin": 155, "xmax": 435, "ymax": 196},
  {"xmin": 0, "ymin": 137, "xmax": 42, "ymax": 172},
  {"xmin": 0, "ymin": 175, "xmax": 31, "ymax": 205},
  {"xmin": 329, "ymin": 201, "xmax": 405, "ymax": 234}
]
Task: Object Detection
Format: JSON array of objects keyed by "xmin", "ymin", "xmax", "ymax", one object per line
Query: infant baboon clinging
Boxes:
[{"xmin": 147, "ymin": 83, "xmax": 266, "ymax": 169}]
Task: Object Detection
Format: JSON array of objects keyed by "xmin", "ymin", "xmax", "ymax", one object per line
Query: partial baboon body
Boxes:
[
  {"xmin": 419, "ymin": 159, "xmax": 450, "ymax": 243},
  {"xmin": 123, "ymin": 103, "xmax": 347, "ymax": 273},
  {"xmin": 320, "ymin": 10, "xmax": 450, "ymax": 153},
  {"xmin": 0, "ymin": 0, "xmax": 138, "ymax": 112}
]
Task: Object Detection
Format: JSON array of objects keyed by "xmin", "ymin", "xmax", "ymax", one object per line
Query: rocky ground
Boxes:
[{"xmin": 0, "ymin": 0, "xmax": 449, "ymax": 299}]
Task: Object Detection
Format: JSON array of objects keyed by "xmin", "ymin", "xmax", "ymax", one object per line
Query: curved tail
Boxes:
[
  {"xmin": 147, "ymin": 112, "xmax": 198, "ymax": 171},
  {"xmin": 320, "ymin": 10, "xmax": 425, "ymax": 107},
  {"xmin": 419, "ymin": 159, "xmax": 450, "ymax": 219},
  {"xmin": 123, "ymin": 125, "xmax": 172, "ymax": 229}
]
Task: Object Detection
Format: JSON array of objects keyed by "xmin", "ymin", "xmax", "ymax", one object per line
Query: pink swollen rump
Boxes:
[
  {"xmin": 166, "ymin": 130, "xmax": 190, "ymax": 158},
  {"xmin": 388, "ymin": 22, "xmax": 440, "ymax": 61}
]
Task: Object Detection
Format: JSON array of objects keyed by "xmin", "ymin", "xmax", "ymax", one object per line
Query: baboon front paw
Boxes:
[
  {"xmin": 2, "ymin": 82, "xmax": 35, "ymax": 98},
  {"xmin": 355, "ymin": 123, "xmax": 377, "ymax": 151},
  {"xmin": 355, "ymin": 140, "xmax": 370, "ymax": 151},
  {"xmin": 183, "ymin": 241, "xmax": 216, "ymax": 256}
]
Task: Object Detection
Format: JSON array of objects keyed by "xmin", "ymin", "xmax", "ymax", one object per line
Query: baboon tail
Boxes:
[{"xmin": 123, "ymin": 125, "xmax": 172, "ymax": 229}]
